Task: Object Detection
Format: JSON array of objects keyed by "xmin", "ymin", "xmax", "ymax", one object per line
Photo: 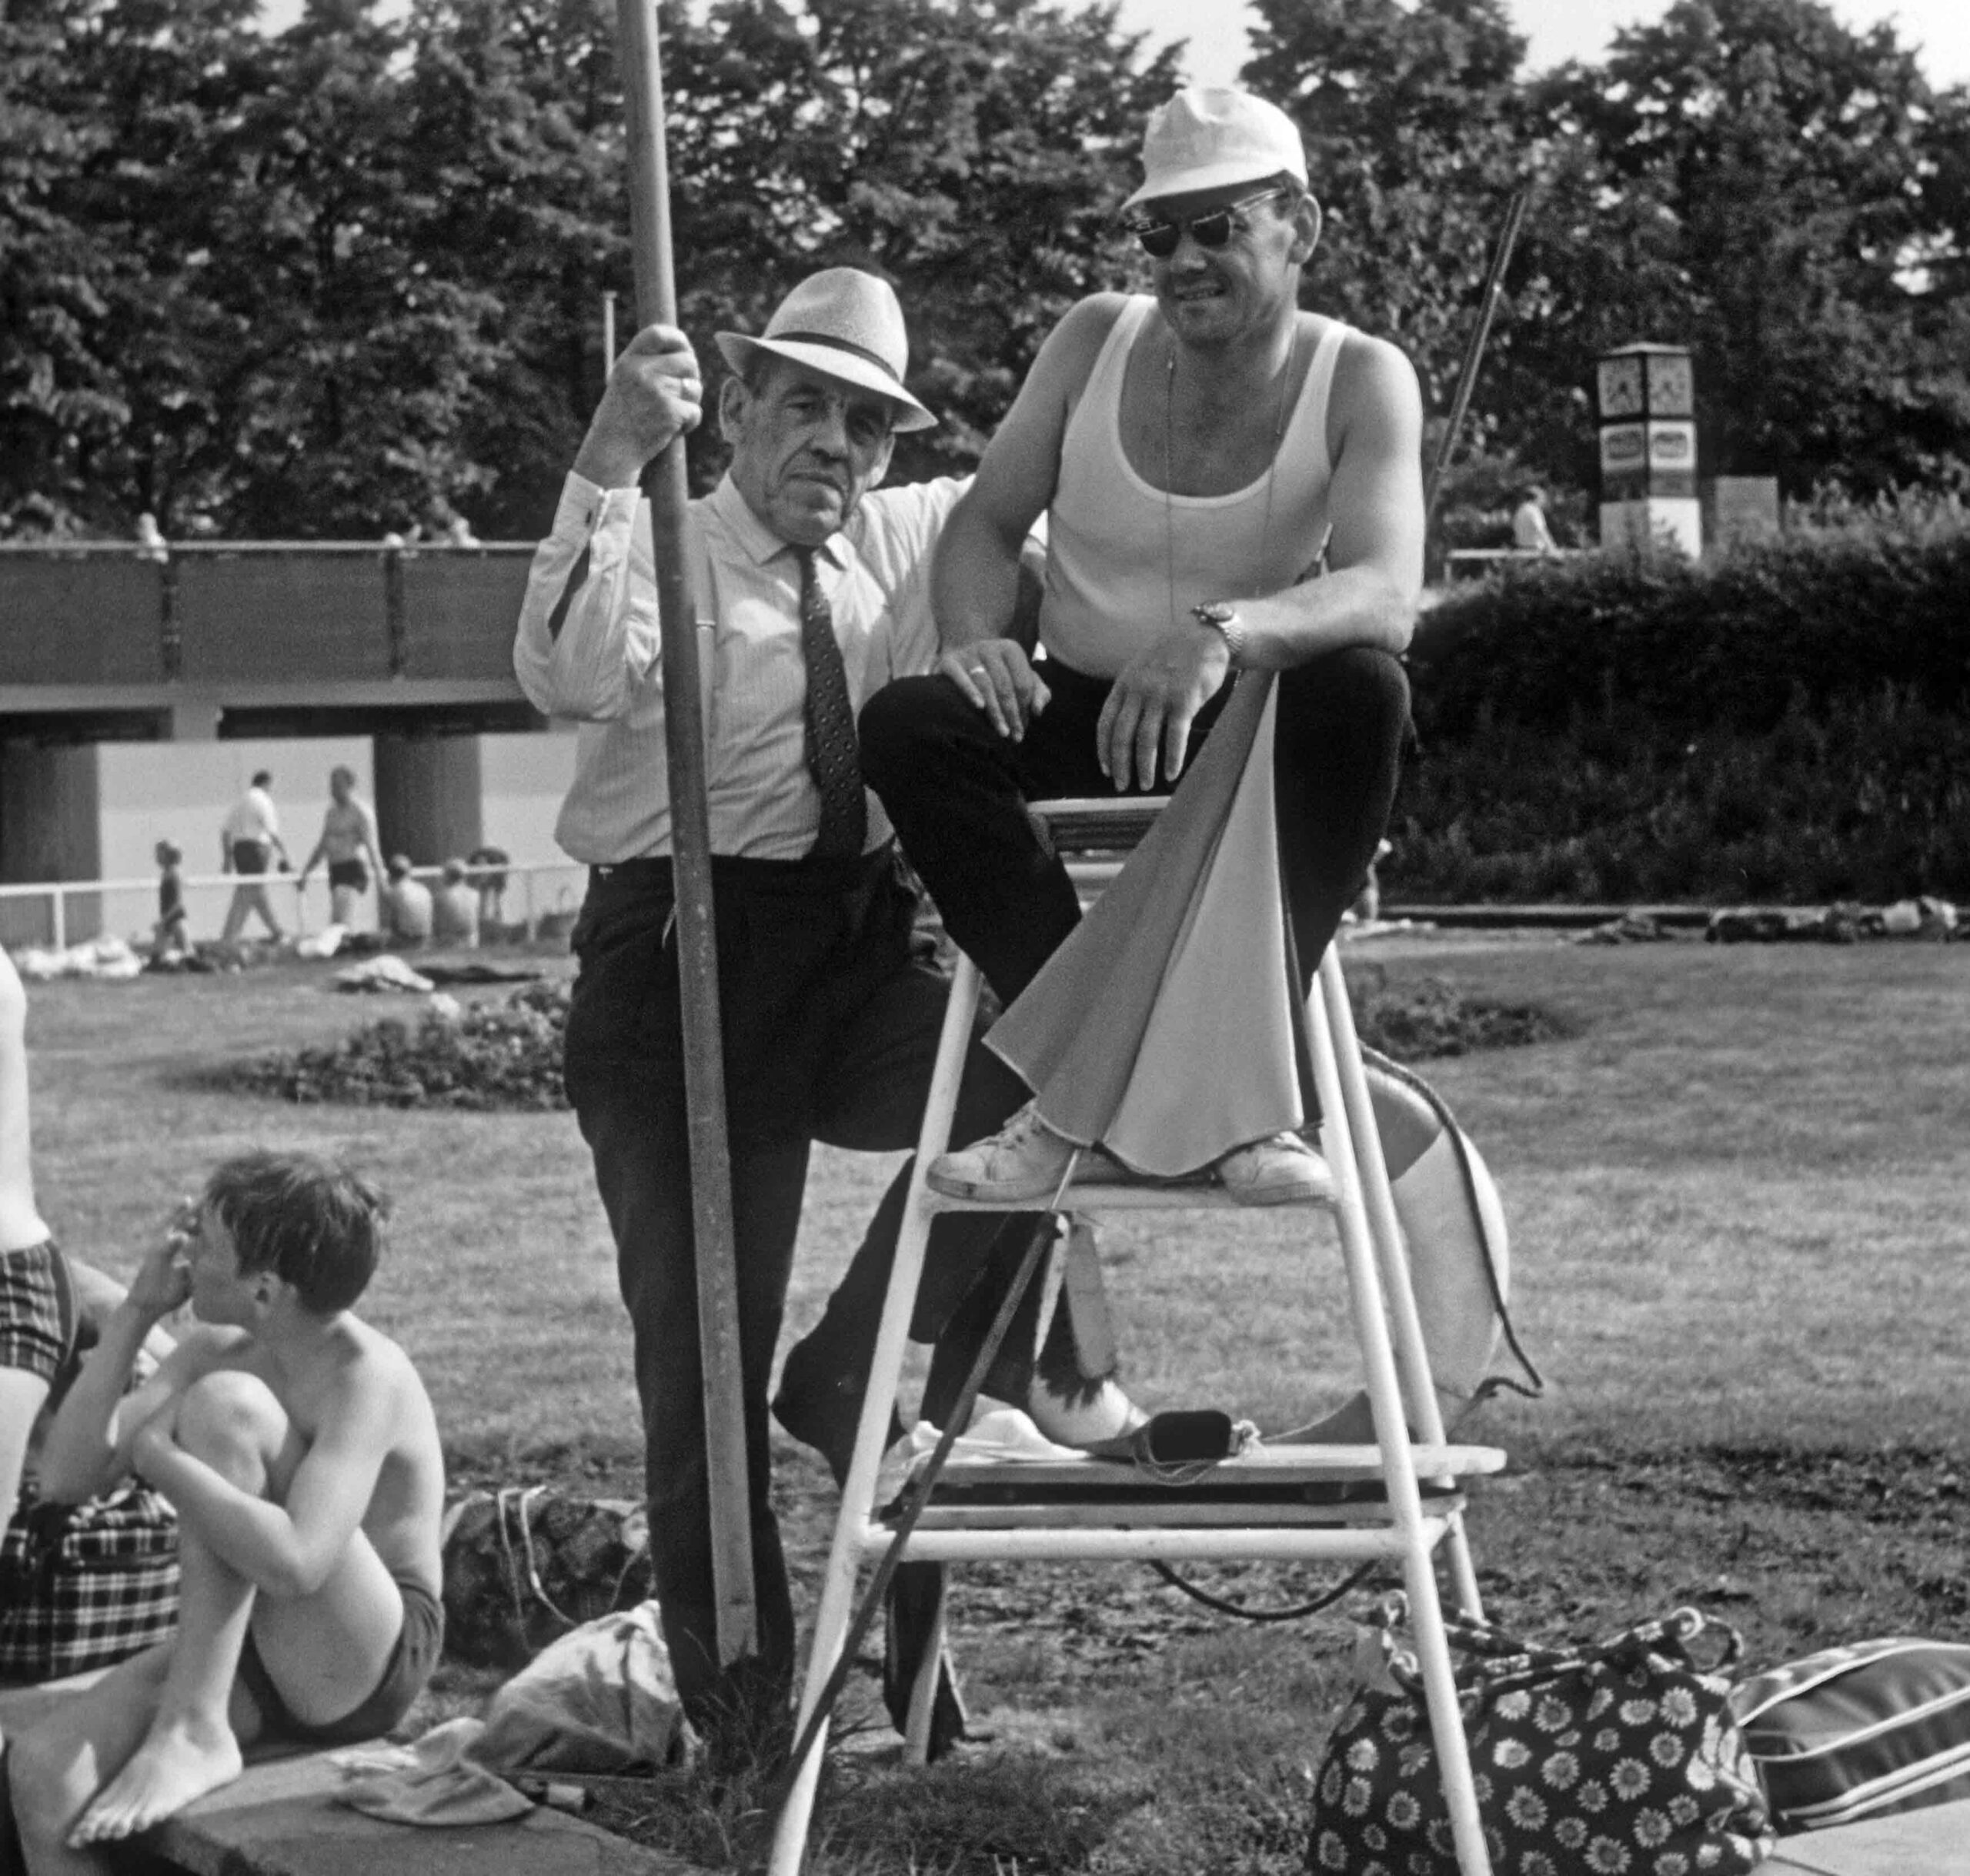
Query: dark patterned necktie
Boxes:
[{"xmin": 794, "ymin": 547, "xmax": 867, "ymax": 859}]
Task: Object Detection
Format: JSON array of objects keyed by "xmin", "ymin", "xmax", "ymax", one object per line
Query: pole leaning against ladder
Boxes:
[{"xmin": 613, "ymin": 0, "xmax": 757, "ymax": 1668}]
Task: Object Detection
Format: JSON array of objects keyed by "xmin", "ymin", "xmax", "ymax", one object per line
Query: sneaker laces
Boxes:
[{"xmin": 969, "ymin": 1100, "xmax": 1063, "ymax": 1175}]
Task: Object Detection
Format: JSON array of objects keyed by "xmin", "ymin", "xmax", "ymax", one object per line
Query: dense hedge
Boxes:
[{"xmin": 1387, "ymin": 509, "xmax": 1970, "ymax": 905}]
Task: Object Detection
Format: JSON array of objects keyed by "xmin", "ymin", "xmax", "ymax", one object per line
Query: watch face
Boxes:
[{"xmin": 1598, "ymin": 356, "xmax": 1644, "ymax": 419}]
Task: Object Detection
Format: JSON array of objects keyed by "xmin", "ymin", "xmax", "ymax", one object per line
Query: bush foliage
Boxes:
[
  {"xmin": 231, "ymin": 980, "xmax": 571, "ymax": 1110},
  {"xmin": 1391, "ymin": 509, "xmax": 1970, "ymax": 904}
]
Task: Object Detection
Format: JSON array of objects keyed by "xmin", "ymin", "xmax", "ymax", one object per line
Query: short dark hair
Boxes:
[
  {"xmin": 202, "ymin": 1150, "xmax": 388, "ymax": 1314},
  {"xmin": 251, "ymin": 769, "xmax": 272, "ymax": 788}
]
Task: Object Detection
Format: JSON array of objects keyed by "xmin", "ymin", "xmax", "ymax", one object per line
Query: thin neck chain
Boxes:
[{"xmin": 1164, "ymin": 321, "xmax": 1302, "ymax": 639}]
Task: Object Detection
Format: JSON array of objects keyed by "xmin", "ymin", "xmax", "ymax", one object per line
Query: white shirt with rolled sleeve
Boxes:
[
  {"xmin": 514, "ymin": 471, "xmax": 964, "ymax": 864},
  {"xmin": 221, "ymin": 786, "xmax": 280, "ymax": 848}
]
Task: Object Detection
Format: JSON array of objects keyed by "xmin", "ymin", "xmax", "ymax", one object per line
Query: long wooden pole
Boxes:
[
  {"xmin": 1425, "ymin": 187, "xmax": 1529, "ymax": 521},
  {"xmin": 613, "ymin": 0, "xmax": 757, "ymax": 1668}
]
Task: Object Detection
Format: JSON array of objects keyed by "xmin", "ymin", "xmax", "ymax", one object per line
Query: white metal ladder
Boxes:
[{"xmin": 769, "ymin": 799, "xmax": 1503, "ymax": 1876}]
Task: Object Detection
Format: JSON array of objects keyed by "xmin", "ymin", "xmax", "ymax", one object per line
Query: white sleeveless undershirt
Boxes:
[{"xmin": 1040, "ymin": 295, "xmax": 1349, "ymax": 679}]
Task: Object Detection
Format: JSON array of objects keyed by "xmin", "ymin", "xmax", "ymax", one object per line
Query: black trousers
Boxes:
[
  {"xmin": 859, "ymin": 647, "xmax": 1412, "ymax": 1020},
  {"xmin": 563, "ymin": 848, "xmax": 1031, "ymax": 1714}
]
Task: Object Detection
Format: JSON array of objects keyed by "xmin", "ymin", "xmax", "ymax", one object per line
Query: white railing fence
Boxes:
[{"xmin": 0, "ymin": 859, "xmax": 589, "ymax": 954}]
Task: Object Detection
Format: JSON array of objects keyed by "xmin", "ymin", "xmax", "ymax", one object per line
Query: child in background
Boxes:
[{"xmin": 152, "ymin": 843, "xmax": 190, "ymax": 963}]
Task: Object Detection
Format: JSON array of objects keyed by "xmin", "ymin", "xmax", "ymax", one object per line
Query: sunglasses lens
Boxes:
[{"xmin": 1135, "ymin": 207, "xmax": 1241, "ymax": 259}]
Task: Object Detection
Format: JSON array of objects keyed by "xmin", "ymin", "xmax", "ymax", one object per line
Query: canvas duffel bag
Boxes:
[{"xmin": 1730, "ymin": 1637, "xmax": 1970, "ymax": 1831}]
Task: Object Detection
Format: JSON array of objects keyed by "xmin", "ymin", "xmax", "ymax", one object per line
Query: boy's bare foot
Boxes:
[{"xmin": 68, "ymin": 1713, "xmax": 244, "ymax": 1845}]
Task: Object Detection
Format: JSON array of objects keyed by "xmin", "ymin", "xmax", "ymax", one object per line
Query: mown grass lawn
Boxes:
[{"xmin": 18, "ymin": 934, "xmax": 1970, "ymax": 1873}]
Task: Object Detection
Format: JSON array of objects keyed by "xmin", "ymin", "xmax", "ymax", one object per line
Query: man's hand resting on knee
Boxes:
[
  {"xmin": 1097, "ymin": 619, "xmax": 1233, "ymax": 791},
  {"xmin": 939, "ymin": 639, "xmax": 1050, "ymax": 742}
]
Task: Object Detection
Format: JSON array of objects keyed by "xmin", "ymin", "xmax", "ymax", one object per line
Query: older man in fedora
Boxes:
[{"xmin": 515, "ymin": 269, "xmax": 1101, "ymax": 1751}]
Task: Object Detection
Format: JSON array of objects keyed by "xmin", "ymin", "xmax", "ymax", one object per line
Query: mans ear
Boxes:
[
  {"xmin": 718, "ymin": 376, "xmax": 750, "ymax": 446},
  {"xmin": 1291, "ymin": 193, "xmax": 1323, "ymax": 265},
  {"xmin": 866, "ymin": 430, "xmax": 895, "ymax": 493}
]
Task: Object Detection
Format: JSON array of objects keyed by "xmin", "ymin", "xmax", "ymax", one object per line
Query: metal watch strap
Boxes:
[{"xmin": 1191, "ymin": 603, "xmax": 1247, "ymax": 664}]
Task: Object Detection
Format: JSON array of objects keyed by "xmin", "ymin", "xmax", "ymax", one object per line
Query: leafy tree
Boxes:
[
  {"xmin": 1243, "ymin": 0, "xmax": 1534, "ymax": 418},
  {"xmin": 2, "ymin": 0, "xmax": 1180, "ymax": 537},
  {"xmin": 1, "ymin": 0, "xmax": 270, "ymax": 535},
  {"xmin": 1531, "ymin": 0, "xmax": 1970, "ymax": 493}
]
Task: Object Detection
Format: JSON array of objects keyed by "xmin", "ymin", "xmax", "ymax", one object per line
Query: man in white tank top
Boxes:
[{"xmin": 858, "ymin": 85, "xmax": 1424, "ymax": 1203}]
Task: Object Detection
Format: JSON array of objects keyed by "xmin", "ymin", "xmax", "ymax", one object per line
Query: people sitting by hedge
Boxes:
[
  {"xmin": 430, "ymin": 860, "xmax": 479, "ymax": 949},
  {"xmin": 379, "ymin": 856, "xmax": 434, "ymax": 950}
]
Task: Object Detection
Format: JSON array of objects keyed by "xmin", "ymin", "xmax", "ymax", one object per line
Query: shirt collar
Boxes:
[{"xmin": 707, "ymin": 474, "xmax": 847, "ymax": 572}]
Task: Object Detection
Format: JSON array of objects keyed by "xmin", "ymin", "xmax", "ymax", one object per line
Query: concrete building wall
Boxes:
[{"xmin": 0, "ymin": 745, "xmax": 104, "ymax": 946}]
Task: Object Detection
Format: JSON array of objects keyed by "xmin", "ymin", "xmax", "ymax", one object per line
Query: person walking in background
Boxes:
[
  {"xmin": 217, "ymin": 772, "xmax": 289, "ymax": 945},
  {"xmin": 430, "ymin": 860, "xmax": 479, "ymax": 948},
  {"xmin": 296, "ymin": 768, "xmax": 385, "ymax": 930},
  {"xmin": 465, "ymin": 846, "xmax": 510, "ymax": 930},
  {"xmin": 1511, "ymin": 482, "xmax": 1559, "ymax": 555},
  {"xmin": 379, "ymin": 856, "xmax": 433, "ymax": 949}
]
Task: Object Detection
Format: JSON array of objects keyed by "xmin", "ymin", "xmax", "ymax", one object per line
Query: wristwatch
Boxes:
[{"xmin": 1190, "ymin": 601, "xmax": 1247, "ymax": 665}]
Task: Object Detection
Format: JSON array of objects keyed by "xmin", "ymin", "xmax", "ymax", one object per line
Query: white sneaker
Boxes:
[
  {"xmin": 1024, "ymin": 1374, "xmax": 1148, "ymax": 1449},
  {"xmin": 927, "ymin": 1101, "xmax": 1079, "ymax": 1203},
  {"xmin": 1216, "ymin": 1133, "xmax": 1331, "ymax": 1207}
]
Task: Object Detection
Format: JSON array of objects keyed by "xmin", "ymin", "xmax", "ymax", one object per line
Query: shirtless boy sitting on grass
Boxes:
[{"xmin": 9, "ymin": 1150, "xmax": 446, "ymax": 1871}]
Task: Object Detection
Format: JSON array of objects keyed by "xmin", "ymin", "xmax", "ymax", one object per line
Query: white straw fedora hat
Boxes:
[
  {"xmin": 715, "ymin": 268, "xmax": 937, "ymax": 432},
  {"xmin": 1121, "ymin": 86, "xmax": 1308, "ymax": 213}
]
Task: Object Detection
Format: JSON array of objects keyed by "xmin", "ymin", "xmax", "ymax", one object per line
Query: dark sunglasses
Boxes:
[{"xmin": 1127, "ymin": 186, "xmax": 1288, "ymax": 260}]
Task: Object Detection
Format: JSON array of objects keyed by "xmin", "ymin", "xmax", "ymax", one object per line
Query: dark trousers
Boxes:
[
  {"xmin": 859, "ymin": 647, "xmax": 1411, "ymax": 1018},
  {"xmin": 563, "ymin": 848, "xmax": 1031, "ymax": 1714}
]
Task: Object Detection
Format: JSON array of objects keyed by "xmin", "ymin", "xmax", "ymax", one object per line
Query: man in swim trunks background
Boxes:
[
  {"xmin": 296, "ymin": 766, "xmax": 387, "ymax": 930},
  {"xmin": 11, "ymin": 1150, "xmax": 446, "ymax": 1869}
]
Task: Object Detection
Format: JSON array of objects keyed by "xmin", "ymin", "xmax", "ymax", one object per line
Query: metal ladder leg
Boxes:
[
  {"xmin": 1307, "ymin": 961, "xmax": 1494, "ymax": 1876},
  {"xmin": 1317, "ymin": 953, "xmax": 1484, "ymax": 1620},
  {"xmin": 767, "ymin": 954, "xmax": 983, "ymax": 1876}
]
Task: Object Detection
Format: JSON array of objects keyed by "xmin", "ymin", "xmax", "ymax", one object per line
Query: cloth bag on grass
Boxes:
[
  {"xmin": 1307, "ymin": 1597, "xmax": 1775, "ymax": 1876},
  {"xmin": 0, "ymin": 1480, "xmax": 179, "ymax": 1681}
]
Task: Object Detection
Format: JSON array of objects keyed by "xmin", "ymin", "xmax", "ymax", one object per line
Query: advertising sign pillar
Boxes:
[{"xmin": 1596, "ymin": 342, "xmax": 1701, "ymax": 556}]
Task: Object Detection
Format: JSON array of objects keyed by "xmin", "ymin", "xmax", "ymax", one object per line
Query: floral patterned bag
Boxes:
[{"xmin": 1307, "ymin": 1597, "xmax": 1775, "ymax": 1876}]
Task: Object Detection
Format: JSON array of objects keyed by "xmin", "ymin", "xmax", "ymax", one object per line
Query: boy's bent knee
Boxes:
[{"xmin": 175, "ymin": 1370, "xmax": 292, "ymax": 1469}]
